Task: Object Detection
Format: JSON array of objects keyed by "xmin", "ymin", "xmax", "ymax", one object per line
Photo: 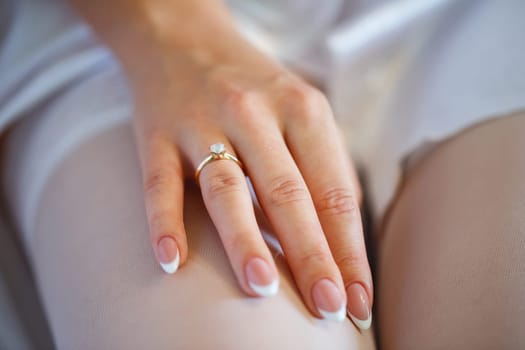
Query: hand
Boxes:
[{"xmin": 130, "ymin": 42, "xmax": 373, "ymax": 328}]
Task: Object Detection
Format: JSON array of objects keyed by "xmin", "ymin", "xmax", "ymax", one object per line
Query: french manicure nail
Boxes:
[
  {"xmin": 245, "ymin": 257, "xmax": 279, "ymax": 297},
  {"xmin": 157, "ymin": 236, "xmax": 180, "ymax": 274},
  {"xmin": 312, "ymin": 279, "xmax": 346, "ymax": 322},
  {"xmin": 346, "ymin": 283, "xmax": 372, "ymax": 330}
]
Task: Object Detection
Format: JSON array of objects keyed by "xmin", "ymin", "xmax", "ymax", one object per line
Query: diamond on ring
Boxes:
[
  {"xmin": 195, "ymin": 143, "xmax": 243, "ymax": 185},
  {"xmin": 210, "ymin": 143, "xmax": 225, "ymax": 155}
]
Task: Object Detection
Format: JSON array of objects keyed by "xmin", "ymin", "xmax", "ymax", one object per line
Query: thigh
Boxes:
[
  {"xmin": 376, "ymin": 113, "xmax": 525, "ymax": 349},
  {"xmin": 25, "ymin": 123, "xmax": 375, "ymax": 350}
]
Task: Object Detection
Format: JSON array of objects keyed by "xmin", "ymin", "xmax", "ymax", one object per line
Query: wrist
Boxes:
[
  {"xmin": 113, "ymin": 13, "xmax": 279, "ymax": 88},
  {"xmin": 72, "ymin": 0, "xmax": 269, "ymax": 79}
]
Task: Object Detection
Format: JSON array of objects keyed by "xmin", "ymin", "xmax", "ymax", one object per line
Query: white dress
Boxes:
[{"xmin": 1, "ymin": 0, "xmax": 525, "ymax": 237}]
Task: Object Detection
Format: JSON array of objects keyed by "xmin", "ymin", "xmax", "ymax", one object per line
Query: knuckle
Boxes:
[
  {"xmin": 204, "ymin": 172, "xmax": 244, "ymax": 200},
  {"xmin": 224, "ymin": 88, "xmax": 258, "ymax": 121},
  {"xmin": 297, "ymin": 247, "xmax": 332, "ymax": 267},
  {"xmin": 315, "ymin": 187, "xmax": 359, "ymax": 217},
  {"xmin": 268, "ymin": 176, "xmax": 309, "ymax": 207},
  {"xmin": 283, "ymin": 84, "xmax": 330, "ymax": 122},
  {"xmin": 334, "ymin": 253, "xmax": 363, "ymax": 274},
  {"xmin": 143, "ymin": 170, "xmax": 174, "ymax": 197}
]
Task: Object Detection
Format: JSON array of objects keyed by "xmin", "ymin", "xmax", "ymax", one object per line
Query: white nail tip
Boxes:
[
  {"xmin": 348, "ymin": 311, "xmax": 372, "ymax": 330},
  {"xmin": 249, "ymin": 279, "xmax": 279, "ymax": 297},
  {"xmin": 319, "ymin": 304, "xmax": 347, "ymax": 322},
  {"xmin": 159, "ymin": 250, "xmax": 180, "ymax": 274}
]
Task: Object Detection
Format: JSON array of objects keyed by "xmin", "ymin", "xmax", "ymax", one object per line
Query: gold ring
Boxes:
[{"xmin": 194, "ymin": 143, "xmax": 243, "ymax": 184}]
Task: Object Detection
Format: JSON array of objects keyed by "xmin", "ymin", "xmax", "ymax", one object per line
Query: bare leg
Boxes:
[
  {"xmin": 376, "ymin": 112, "xmax": 525, "ymax": 349},
  {"xmin": 12, "ymin": 123, "xmax": 375, "ymax": 349}
]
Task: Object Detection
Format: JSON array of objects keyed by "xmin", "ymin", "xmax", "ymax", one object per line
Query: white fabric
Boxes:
[
  {"xmin": 1, "ymin": 0, "xmax": 525, "ymax": 228},
  {"xmin": 0, "ymin": 0, "xmax": 110, "ymax": 128},
  {"xmin": 2, "ymin": 66, "xmax": 131, "ymax": 243}
]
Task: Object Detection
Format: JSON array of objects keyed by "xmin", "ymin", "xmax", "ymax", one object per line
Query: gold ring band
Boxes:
[{"xmin": 194, "ymin": 143, "xmax": 243, "ymax": 184}]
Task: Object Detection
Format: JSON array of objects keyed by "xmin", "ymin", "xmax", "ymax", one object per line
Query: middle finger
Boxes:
[{"xmin": 233, "ymin": 121, "xmax": 347, "ymax": 322}]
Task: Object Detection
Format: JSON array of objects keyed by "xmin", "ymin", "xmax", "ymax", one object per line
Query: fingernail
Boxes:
[
  {"xmin": 157, "ymin": 236, "xmax": 180, "ymax": 274},
  {"xmin": 312, "ymin": 278, "xmax": 346, "ymax": 322},
  {"xmin": 245, "ymin": 257, "xmax": 279, "ymax": 297},
  {"xmin": 346, "ymin": 283, "xmax": 372, "ymax": 330}
]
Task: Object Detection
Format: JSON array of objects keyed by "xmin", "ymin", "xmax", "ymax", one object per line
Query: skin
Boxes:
[{"xmin": 68, "ymin": 0, "xmax": 373, "ymax": 322}]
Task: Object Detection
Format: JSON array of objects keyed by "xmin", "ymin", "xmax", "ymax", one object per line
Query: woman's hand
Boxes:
[{"xmin": 70, "ymin": 0, "xmax": 372, "ymax": 328}]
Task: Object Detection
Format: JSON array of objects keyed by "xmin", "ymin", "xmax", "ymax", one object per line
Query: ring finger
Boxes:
[{"xmin": 181, "ymin": 134, "xmax": 279, "ymax": 297}]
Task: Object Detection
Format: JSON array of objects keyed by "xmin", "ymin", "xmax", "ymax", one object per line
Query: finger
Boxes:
[
  {"xmin": 183, "ymin": 138, "xmax": 279, "ymax": 297},
  {"xmin": 140, "ymin": 134, "xmax": 187, "ymax": 274},
  {"xmin": 226, "ymin": 101, "xmax": 347, "ymax": 321},
  {"xmin": 284, "ymin": 88, "xmax": 373, "ymax": 330}
]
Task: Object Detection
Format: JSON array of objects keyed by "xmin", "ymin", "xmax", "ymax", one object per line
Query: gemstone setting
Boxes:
[{"xmin": 210, "ymin": 143, "xmax": 225, "ymax": 155}]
